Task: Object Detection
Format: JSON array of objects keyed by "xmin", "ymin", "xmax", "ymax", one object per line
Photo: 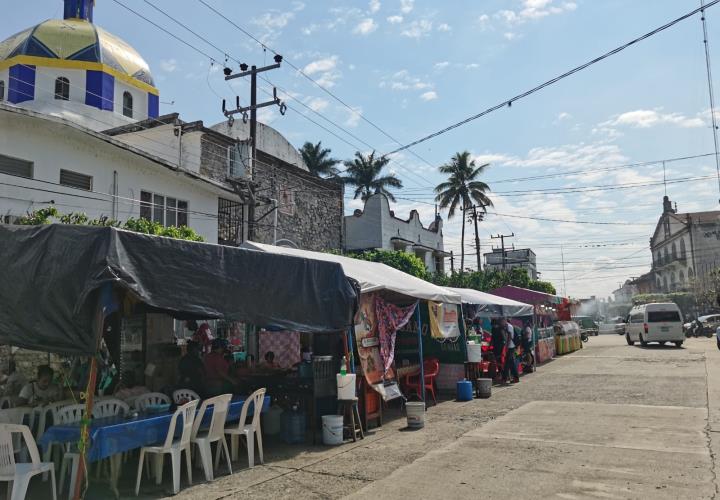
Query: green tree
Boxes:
[
  {"xmin": 342, "ymin": 151, "xmax": 403, "ymax": 202},
  {"xmin": 434, "ymin": 151, "xmax": 493, "ymax": 273},
  {"xmin": 299, "ymin": 141, "xmax": 341, "ymax": 177},
  {"xmin": 346, "ymin": 249, "xmax": 430, "ymax": 280}
]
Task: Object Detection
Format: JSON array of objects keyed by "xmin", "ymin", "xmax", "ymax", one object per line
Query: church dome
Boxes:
[{"xmin": 0, "ymin": 18, "xmax": 155, "ymax": 89}]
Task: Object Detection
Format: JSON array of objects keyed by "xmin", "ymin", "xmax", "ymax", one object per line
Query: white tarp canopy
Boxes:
[
  {"xmin": 242, "ymin": 242, "xmax": 462, "ymax": 304},
  {"xmin": 445, "ymin": 287, "xmax": 533, "ymax": 317}
]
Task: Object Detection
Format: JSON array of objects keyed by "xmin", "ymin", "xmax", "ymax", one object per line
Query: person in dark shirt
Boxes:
[{"xmin": 178, "ymin": 341, "xmax": 205, "ymax": 396}]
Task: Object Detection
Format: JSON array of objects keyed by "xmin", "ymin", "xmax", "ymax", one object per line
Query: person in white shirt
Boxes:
[
  {"xmin": 501, "ymin": 318, "xmax": 519, "ymax": 383},
  {"xmin": 18, "ymin": 365, "xmax": 62, "ymax": 406}
]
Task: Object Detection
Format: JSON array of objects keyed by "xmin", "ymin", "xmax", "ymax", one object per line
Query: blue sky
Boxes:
[{"xmin": 4, "ymin": 0, "xmax": 720, "ymax": 298}]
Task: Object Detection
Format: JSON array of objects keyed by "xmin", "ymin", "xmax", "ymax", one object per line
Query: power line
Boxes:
[
  {"xmin": 194, "ymin": 0, "xmax": 439, "ymax": 173},
  {"xmin": 700, "ymin": 0, "xmax": 720, "ymax": 198},
  {"xmin": 383, "ymin": 0, "xmax": 720, "ymax": 157}
]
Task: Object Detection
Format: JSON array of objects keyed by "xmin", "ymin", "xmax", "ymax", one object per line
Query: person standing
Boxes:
[{"xmin": 502, "ymin": 319, "xmax": 519, "ymax": 384}]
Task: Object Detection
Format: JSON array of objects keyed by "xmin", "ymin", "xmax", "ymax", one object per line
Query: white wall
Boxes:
[{"xmin": 0, "ymin": 107, "xmax": 235, "ymax": 243}]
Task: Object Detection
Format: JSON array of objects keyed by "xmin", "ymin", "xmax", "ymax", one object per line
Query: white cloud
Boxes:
[
  {"xmin": 465, "ymin": 63, "xmax": 480, "ymax": 69},
  {"xmin": 433, "ymin": 61, "xmax": 450, "ymax": 70},
  {"xmin": 345, "ymin": 106, "xmax": 363, "ymax": 127},
  {"xmin": 383, "ymin": 69, "xmax": 433, "ymax": 91},
  {"xmin": 494, "ymin": 0, "xmax": 576, "ymax": 26},
  {"xmin": 557, "ymin": 112, "xmax": 572, "ymax": 121},
  {"xmin": 252, "ymin": 10, "xmax": 295, "ymax": 43},
  {"xmin": 472, "ymin": 142, "xmax": 629, "ymax": 170},
  {"xmin": 401, "ymin": 19, "xmax": 433, "ymax": 38},
  {"xmin": 369, "ymin": 0, "xmax": 381, "ymax": 13},
  {"xmin": 303, "ymin": 56, "xmax": 338, "ymax": 75},
  {"xmin": 316, "ymin": 71, "xmax": 341, "ymax": 88},
  {"xmin": 327, "ymin": 7, "xmax": 363, "ymax": 30},
  {"xmin": 160, "ymin": 59, "xmax": 177, "ymax": 72},
  {"xmin": 349, "ymin": 63, "xmax": 356, "ymax": 70},
  {"xmin": 503, "ymin": 32, "xmax": 517, "ymax": 40},
  {"xmin": 354, "ymin": 18, "xmax": 378, "ymax": 35},
  {"xmin": 301, "ymin": 24, "xmax": 319, "ymax": 35},
  {"xmin": 437, "ymin": 23, "xmax": 452, "ymax": 32},
  {"xmin": 420, "ymin": 91, "xmax": 438, "ymax": 101},
  {"xmin": 306, "ymin": 97, "xmax": 329, "ymax": 112},
  {"xmin": 387, "ymin": 15, "xmax": 403, "ymax": 23},
  {"xmin": 292, "ymin": 1, "xmax": 305, "ymax": 11},
  {"xmin": 400, "ymin": 0, "xmax": 414, "ymax": 14},
  {"xmin": 478, "ymin": 13, "xmax": 490, "ymax": 26},
  {"xmin": 602, "ymin": 109, "xmax": 705, "ymax": 129}
]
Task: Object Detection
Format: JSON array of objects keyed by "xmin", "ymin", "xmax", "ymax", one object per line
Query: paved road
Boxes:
[{"xmin": 165, "ymin": 335, "xmax": 720, "ymax": 500}]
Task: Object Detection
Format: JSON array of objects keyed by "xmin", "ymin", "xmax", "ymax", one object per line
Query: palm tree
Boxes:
[
  {"xmin": 434, "ymin": 151, "xmax": 493, "ymax": 273},
  {"xmin": 342, "ymin": 151, "xmax": 403, "ymax": 202},
  {"xmin": 299, "ymin": 141, "xmax": 341, "ymax": 177}
]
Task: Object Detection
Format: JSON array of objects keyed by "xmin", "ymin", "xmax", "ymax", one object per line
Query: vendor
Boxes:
[
  {"xmin": 204, "ymin": 339, "xmax": 235, "ymax": 396},
  {"xmin": 178, "ymin": 341, "xmax": 205, "ymax": 396},
  {"xmin": 262, "ymin": 351, "xmax": 280, "ymax": 369},
  {"xmin": 18, "ymin": 365, "xmax": 62, "ymax": 406},
  {"xmin": 1, "ymin": 360, "xmax": 26, "ymax": 399}
]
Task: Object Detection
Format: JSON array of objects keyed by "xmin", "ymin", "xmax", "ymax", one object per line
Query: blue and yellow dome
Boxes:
[{"xmin": 0, "ymin": 17, "xmax": 155, "ymax": 92}]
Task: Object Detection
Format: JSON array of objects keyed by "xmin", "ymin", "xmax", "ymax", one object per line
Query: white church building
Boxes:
[{"xmin": 0, "ymin": 0, "xmax": 344, "ymax": 249}]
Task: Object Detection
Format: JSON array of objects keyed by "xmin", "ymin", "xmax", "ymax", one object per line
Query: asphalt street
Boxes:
[{"xmin": 143, "ymin": 334, "xmax": 720, "ymax": 500}]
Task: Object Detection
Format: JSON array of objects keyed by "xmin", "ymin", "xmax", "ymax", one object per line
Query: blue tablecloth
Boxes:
[{"xmin": 39, "ymin": 395, "xmax": 270, "ymax": 462}]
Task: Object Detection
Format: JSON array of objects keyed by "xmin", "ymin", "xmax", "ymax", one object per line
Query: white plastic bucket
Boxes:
[
  {"xmin": 467, "ymin": 343, "xmax": 483, "ymax": 362},
  {"xmin": 406, "ymin": 402, "xmax": 425, "ymax": 428},
  {"xmin": 336, "ymin": 373, "xmax": 356, "ymax": 400},
  {"xmin": 322, "ymin": 415, "xmax": 344, "ymax": 445}
]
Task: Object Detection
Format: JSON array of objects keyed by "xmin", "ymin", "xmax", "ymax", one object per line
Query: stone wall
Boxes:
[
  {"xmin": 253, "ymin": 150, "xmax": 343, "ymax": 251},
  {"xmin": 200, "ymin": 132, "xmax": 231, "ymax": 183},
  {"xmin": 0, "ymin": 346, "xmax": 63, "ymax": 381}
]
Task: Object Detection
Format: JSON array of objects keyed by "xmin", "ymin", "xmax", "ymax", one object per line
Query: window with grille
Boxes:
[
  {"xmin": 54, "ymin": 77, "xmax": 69, "ymax": 100},
  {"xmin": 0, "ymin": 80, "xmax": 4, "ymax": 101},
  {"xmin": 140, "ymin": 190, "xmax": 188, "ymax": 227},
  {"xmin": 0, "ymin": 153, "xmax": 33, "ymax": 178},
  {"xmin": 59, "ymin": 169, "xmax": 92, "ymax": 191},
  {"xmin": 218, "ymin": 198, "xmax": 244, "ymax": 246},
  {"xmin": 228, "ymin": 141, "xmax": 250, "ymax": 178},
  {"xmin": 123, "ymin": 91, "xmax": 133, "ymax": 118}
]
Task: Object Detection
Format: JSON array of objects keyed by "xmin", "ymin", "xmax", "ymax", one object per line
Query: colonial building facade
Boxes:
[{"xmin": 344, "ymin": 193, "xmax": 448, "ymax": 273}]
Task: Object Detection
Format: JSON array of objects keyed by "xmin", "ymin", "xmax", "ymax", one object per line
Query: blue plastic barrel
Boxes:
[
  {"xmin": 456, "ymin": 379, "xmax": 473, "ymax": 401},
  {"xmin": 282, "ymin": 409, "xmax": 306, "ymax": 444}
]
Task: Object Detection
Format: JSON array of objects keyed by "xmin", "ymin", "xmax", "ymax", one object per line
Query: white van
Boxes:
[{"xmin": 625, "ymin": 303, "xmax": 684, "ymax": 347}]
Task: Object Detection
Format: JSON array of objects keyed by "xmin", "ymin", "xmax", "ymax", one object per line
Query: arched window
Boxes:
[
  {"xmin": 671, "ymin": 242, "xmax": 677, "ymax": 260},
  {"xmin": 679, "ymin": 270, "xmax": 685, "ymax": 283},
  {"xmin": 54, "ymin": 77, "xmax": 69, "ymax": 100},
  {"xmin": 0, "ymin": 80, "xmax": 4, "ymax": 101},
  {"xmin": 680, "ymin": 239, "xmax": 687, "ymax": 259},
  {"xmin": 663, "ymin": 276, "xmax": 669, "ymax": 291},
  {"xmin": 122, "ymin": 91, "xmax": 133, "ymax": 118},
  {"xmin": 664, "ymin": 247, "xmax": 669, "ymax": 263}
]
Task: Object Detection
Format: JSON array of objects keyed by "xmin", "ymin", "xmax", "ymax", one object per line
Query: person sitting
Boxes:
[
  {"xmin": 178, "ymin": 341, "xmax": 205, "ymax": 396},
  {"xmin": 204, "ymin": 339, "xmax": 235, "ymax": 396},
  {"xmin": 18, "ymin": 365, "xmax": 62, "ymax": 406},
  {"xmin": 262, "ymin": 351, "xmax": 280, "ymax": 369},
  {"xmin": 1, "ymin": 360, "xmax": 26, "ymax": 399}
]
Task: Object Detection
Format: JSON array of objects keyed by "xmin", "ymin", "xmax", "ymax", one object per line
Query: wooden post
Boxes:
[
  {"xmin": 415, "ymin": 303, "xmax": 425, "ymax": 404},
  {"xmin": 72, "ymin": 300, "xmax": 104, "ymax": 500}
]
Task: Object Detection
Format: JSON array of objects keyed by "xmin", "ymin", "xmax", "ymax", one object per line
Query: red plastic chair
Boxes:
[{"xmin": 405, "ymin": 358, "xmax": 440, "ymax": 404}]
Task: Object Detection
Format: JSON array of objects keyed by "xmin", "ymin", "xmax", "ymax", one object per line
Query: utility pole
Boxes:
[
  {"xmin": 561, "ymin": 244, "xmax": 567, "ymax": 297},
  {"xmin": 450, "ymin": 250, "xmax": 455, "ymax": 273},
  {"xmin": 491, "ymin": 232, "xmax": 514, "ymax": 271},
  {"xmin": 223, "ymin": 55, "xmax": 286, "ymax": 241},
  {"xmin": 469, "ymin": 205, "xmax": 486, "ymax": 271}
]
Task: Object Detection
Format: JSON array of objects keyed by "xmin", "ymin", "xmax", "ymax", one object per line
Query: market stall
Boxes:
[
  {"xmin": 241, "ymin": 242, "xmax": 464, "ymax": 419},
  {"xmin": 0, "ymin": 224, "xmax": 358, "ymax": 497},
  {"xmin": 490, "ymin": 286, "xmax": 580, "ymax": 361}
]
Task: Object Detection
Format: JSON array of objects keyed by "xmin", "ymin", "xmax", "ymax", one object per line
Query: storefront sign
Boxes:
[{"xmin": 428, "ymin": 302, "xmax": 461, "ymax": 339}]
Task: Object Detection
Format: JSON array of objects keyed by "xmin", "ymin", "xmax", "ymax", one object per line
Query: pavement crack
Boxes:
[{"xmin": 704, "ymin": 354, "xmax": 719, "ymax": 500}]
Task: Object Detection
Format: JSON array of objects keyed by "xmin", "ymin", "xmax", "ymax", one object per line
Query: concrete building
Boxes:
[
  {"xmin": 344, "ymin": 193, "xmax": 448, "ymax": 273},
  {"xmin": 484, "ymin": 248, "xmax": 538, "ymax": 279},
  {"xmin": 0, "ymin": 0, "xmax": 343, "ymax": 250},
  {"xmin": 650, "ymin": 196, "xmax": 720, "ymax": 292}
]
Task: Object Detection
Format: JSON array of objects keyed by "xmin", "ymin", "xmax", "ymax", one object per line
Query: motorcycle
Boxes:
[{"xmin": 580, "ymin": 330, "xmax": 589, "ymax": 342}]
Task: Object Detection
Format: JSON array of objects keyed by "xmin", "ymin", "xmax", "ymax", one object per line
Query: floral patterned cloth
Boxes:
[{"xmin": 374, "ymin": 296, "xmax": 418, "ymax": 375}]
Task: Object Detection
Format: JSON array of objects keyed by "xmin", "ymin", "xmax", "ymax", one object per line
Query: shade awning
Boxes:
[
  {"xmin": 241, "ymin": 241, "xmax": 461, "ymax": 304},
  {"xmin": 0, "ymin": 225, "xmax": 358, "ymax": 355},
  {"xmin": 445, "ymin": 287, "xmax": 533, "ymax": 317}
]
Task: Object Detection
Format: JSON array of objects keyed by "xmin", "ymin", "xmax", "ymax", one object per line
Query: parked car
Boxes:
[
  {"xmin": 625, "ymin": 303, "xmax": 684, "ymax": 347},
  {"xmin": 697, "ymin": 314, "xmax": 720, "ymax": 337},
  {"xmin": 572, "ymin": 316, "xmax": 599, "ymax": 336},
  {"xmin": 599, "ymin": 320, "xmax": 626, "ymax": 335}
]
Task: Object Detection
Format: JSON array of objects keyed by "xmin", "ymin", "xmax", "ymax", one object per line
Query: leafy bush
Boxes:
[{"xmin": 346, "ymin": 249, "xmax": 430, "ymax": 280}]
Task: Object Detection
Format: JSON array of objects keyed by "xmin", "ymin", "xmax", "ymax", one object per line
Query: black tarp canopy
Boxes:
[{"xmin": 0, "ymin": 224, "xmax": 358, "ymax": 356}]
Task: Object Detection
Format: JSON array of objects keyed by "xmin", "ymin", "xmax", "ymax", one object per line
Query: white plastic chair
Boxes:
[
  {"xmin": 135, "ymin": 399, "xmax": 199, "ymax": 496},
  {"xmin": 0, "ymin": 408, "xmax": 35, "ymax": 462},
  {"xmin": 0, "ymin": 397, "xmax": 15, "ymax": 410},
  {"xmin": 36, "ymin": 400, "xmax": 75, "ymax": 442},
  {"xmin": 134, "ymin": 393, "xmax": 171, "ymax": 412},
  {"xmin": 0, "ymin": 424, "xmax": 56, "ymax": 500},
  {"xmin": 91, "ymin": 399, "xmax": 129, "ymax": 419},
  {"xmin": 191, "ymin": 394, "xmax": 232, "ymax": 482},
  {"xmin": 224, "ymin": 388, "xmax": 266, "ymax": 467},
  {"xmin": 55, "ymin": 404, "xmax": 85, "ymax": 500},
  {"xmin": 172, "ymin": 389, "xmax": 200, "ymax": 405}
]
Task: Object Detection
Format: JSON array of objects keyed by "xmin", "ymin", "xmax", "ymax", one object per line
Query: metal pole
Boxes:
[
  {"xmin": 347, "ymin": 326, "xmax": 356, "ymax": 374},
  {"xmin": 473, "ymin": 206, "xmax": 482, "ymax": 271},
  {"xmin": 415, "ymin": 303, "xmax": 425, "ymax": 405},
  {"xmin": 248, "ymin": 65, "xmax": 257, "ymax": 241}
]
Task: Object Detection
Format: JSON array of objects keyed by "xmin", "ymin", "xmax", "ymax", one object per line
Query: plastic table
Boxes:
[{"xmin": 39, "ymin": 395, "xmax": 270, "ymax": 495}]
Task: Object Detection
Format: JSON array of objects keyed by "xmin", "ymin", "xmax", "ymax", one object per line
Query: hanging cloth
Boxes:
[{"xmin": 374, "ymin": 296, "xmax": 418, "ymax": 375}]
